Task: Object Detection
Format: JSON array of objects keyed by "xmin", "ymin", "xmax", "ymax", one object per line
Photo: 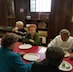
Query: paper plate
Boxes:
[
  {"xmin": 59, "ymin": 60, "xmax": 72, "ymax": 71},
  {"xmin": 64, "ymin": 51, "xmax": 70, "ymax": 57},
  {"xmin": 23, "ymin": 53, "xmax": 40, "ymax": 61},
  {"xmin": 19, "ymin": 44, "xmax": 32, "ymax": 49}
]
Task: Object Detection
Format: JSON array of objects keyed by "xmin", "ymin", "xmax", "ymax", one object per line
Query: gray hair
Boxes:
[
  {"xmin": 59, "ymin": 29, "xmax": 70, "ymax": 36},
  {"xmin": 46, "ymin": 46, "xmax": 64, "ymax": 66},
  {"xmin": 16, "ymin": 21, "xmax": 24, "ymax": 26},
  {"xmin": 1, "ymin": 33, "xmax": 18, "ymax": 48}
]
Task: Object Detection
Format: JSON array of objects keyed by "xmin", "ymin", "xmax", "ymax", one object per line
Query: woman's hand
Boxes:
[
  {"xmin": 19, "ymin": 52, "xmax": 25, "ymax": 56},
  {"xmin": 29, "ymin": 39, "xmax": 34, "ymax": 43},
  {"xmin": 12, "ymin": 27, "xmax": 18, "ymax": 32}
]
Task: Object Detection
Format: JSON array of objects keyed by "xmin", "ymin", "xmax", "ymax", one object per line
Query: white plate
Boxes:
[
  {"xmin": 59, "ymin": 60, "xmax": 72, "ymax": 71},
  {"xmin": 23, "ymin": 53, "xmax": 40, "ymax": 61},
  {"xmin": 64, "ymin": 51, "xmax": 70, "ymax": 57},
  {"xmin": 19, "ymin": 44, "xmax": 32, "ymax": 49}
]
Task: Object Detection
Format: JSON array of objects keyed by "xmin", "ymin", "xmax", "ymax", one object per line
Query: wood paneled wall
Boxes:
[
  {"xmin": 68, "ymin": 0, "xmax": 73, "ymax": 36},
  {"xmin": 49, "ymin": 0, "xmax": 72, "ymax": 39},
  {"xmin": 0, "ymin": 0, "xmax": 8, "ymax": 26}
]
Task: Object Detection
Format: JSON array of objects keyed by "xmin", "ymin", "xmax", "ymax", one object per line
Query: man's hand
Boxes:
[
  {"xmin": 69, "ymin": 53, "xmax": 73, "ymax": 60},
  {"xmin": 35, "ymin": 59, "xmax": 41, "ymax": 62}
]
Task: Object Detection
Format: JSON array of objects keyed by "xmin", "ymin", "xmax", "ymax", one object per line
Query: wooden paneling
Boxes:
[
  {"xmin": 68, "ymin": 0, "xmax": 73, "ymax": 36},
  {"xmin": 49, "ymin": 0, "xmax": 72, "ymax": 39},
  {"xmin": 71, "ymin": 0, "xmax": 73, "ymax": 16},
  {"xmin": 7, "ymin": 18, "xmax": 16, "ymax": 26},
  {"xmin": 15, "ymin": 0, "xmax": 29, "ymax": 26},
  {"xmin": 0, "ymin": 0, "xmax": 8, "ymax": 26},
  {"xmin": 0, "ymin": 0, "xmax": 16, "ymax": 27}
]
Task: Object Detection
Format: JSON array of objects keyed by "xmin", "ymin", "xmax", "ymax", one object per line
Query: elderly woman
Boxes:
[
  {"xmin": 48, "ymin": 29, "xmax": 73, "ymax": 52},
  {"xmin": 22, "ymin": 24, "xmax": 41, "ymax": 46},
  {"xmin": 31, "ymin": 46, "xmax": 64, "ymax": 72},
  {"xmin": 0, "ymin": 33, "xmax": 33, "ymax": 72},
  {"xmin": 12, "ymin": 21, "xmax": 26, "ymax": 36}
]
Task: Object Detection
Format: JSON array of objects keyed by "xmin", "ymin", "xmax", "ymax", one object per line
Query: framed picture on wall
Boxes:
[{"xmin": 7, "ymin": 0, "xmax": 15, "ymax": 18}]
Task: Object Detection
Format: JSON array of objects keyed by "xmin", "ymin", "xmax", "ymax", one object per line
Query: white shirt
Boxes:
[{"xmin": 48, "ymin": 35, "xmax": 73, "ymax": 52}]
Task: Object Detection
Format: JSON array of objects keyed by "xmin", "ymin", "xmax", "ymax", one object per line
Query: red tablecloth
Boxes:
[
  {"xmin": 13, "ymin": 42, "xmax": 73, "ymax": 72},
  {"xmin": 13, "ymin": 42, "xmax": 45, "ymax": 63}
]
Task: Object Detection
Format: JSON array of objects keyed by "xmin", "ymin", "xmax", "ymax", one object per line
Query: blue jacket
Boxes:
[{"xmin": 0, "ymin": 47, "xmax": 33, "ymax": 72}]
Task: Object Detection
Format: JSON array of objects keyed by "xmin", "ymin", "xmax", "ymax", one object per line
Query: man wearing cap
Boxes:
[{"xmin": 48, "ymin": 29, "xmax": 73, "ymax": 52}]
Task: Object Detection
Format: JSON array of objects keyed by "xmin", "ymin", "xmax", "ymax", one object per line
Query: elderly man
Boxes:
[
  {"xmin": 48, "ymin": 29, "xmax": 73, "ymax": 52},
  {"xmin": 31, "ymin": 46, "xmax": 64, "ymax": 72}
]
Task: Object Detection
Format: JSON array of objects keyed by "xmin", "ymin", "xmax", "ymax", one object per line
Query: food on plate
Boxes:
[
  {"xmin": 62, "ymin": 63, "xmax": 65, "ymax": 68},
  {"xmin": 62, "ymin": 62, "xmax": 70, "ymax": 69},
  {"xmin": 59, "ymin": 60, "xmax": 72, "ymax": 71}
]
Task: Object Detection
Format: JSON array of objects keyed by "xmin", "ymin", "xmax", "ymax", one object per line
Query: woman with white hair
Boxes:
[
  {"xmin": 48, "ymin": 29, "xmax": 73, "ymax": 52},
  {"xmin": 12, "ymin": 21, "xmax": 26, "ymax": 36}
]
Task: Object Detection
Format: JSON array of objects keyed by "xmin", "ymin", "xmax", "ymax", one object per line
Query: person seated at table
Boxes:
[
  {"xmin": 22, "ymin": 24, "xmax": 41, "ymax": 46},
  {"xmin": 31, "ymin": 46, "xmax": 64, "ymax": 72},
  {"xmin": 48, "ymin": 29, "xmax": 73, "ymax": 52},
  {"xmin": 5, "ymin": 26, "xmax": 13, "ymax": 34},
  {"xmin": 0, "ymin": 33, "xmax": 33, "ymax": 72},
  {"xmin": 12, "ymin": 21, "xmax": 26, "ymax": 36}
]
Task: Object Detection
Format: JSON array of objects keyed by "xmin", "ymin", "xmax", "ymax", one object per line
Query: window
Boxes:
[{"xmin": 30, "ymin": 0, "xmax": 52, "ymax": 12}]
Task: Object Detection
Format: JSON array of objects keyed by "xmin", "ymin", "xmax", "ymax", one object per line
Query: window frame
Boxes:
[{"xmin": 30, "ymin": 0, "xmax": 52, "ymax": 13}]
